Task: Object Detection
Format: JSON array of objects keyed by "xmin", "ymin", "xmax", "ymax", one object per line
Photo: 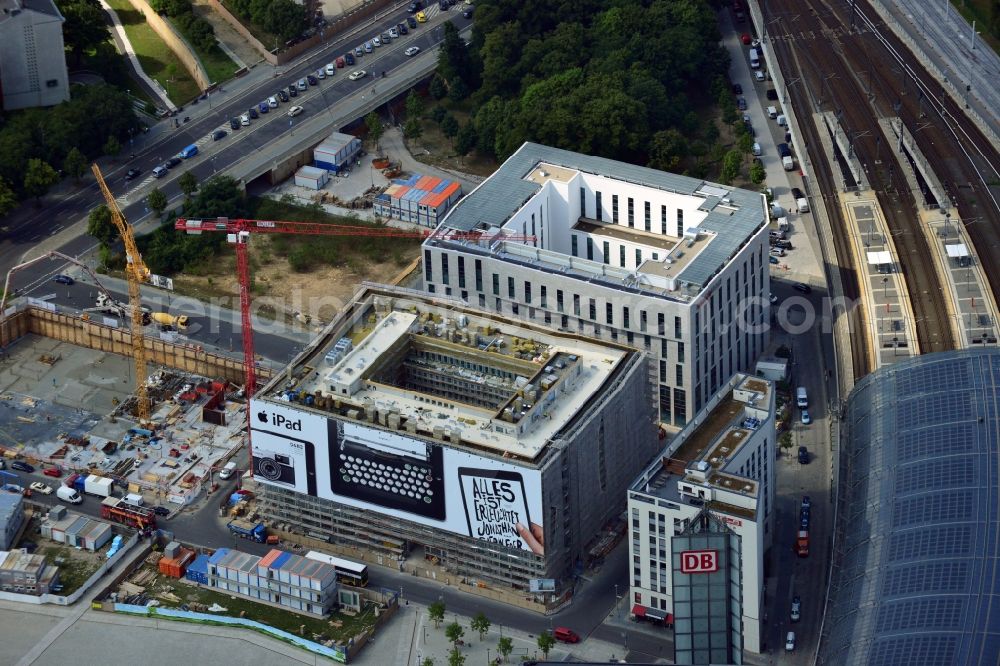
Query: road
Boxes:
[
  {"xmin": 0, "ymin": 7, "xmax": 472, "ymax": 280},
  {"xmin": 18, "ymin": 460, "xmax": 667, "ymax": 663}
]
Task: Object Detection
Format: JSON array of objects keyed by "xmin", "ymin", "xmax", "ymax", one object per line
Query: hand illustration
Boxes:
[{"xmin": 516, "ymin": 521, "xmax": 544, "ymax": 554}]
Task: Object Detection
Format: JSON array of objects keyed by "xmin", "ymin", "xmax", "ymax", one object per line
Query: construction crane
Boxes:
[
  {"xmin": 93, "ymin": 164, "xmax": 152, "ymax": 422},
  {"xmin": 175, "ymin": 217, "xmax": 535, "ymax": 397}
]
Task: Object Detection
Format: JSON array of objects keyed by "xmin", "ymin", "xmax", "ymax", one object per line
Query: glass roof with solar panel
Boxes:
[{"xmin": 818, "ymin": 349, "xmax": 1000, "ymax": 666}]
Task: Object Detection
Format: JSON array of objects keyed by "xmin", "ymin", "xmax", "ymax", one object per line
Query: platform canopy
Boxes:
[{"xmin": 866, "ymin": 250, "xmax": 893, "ymax": 265}]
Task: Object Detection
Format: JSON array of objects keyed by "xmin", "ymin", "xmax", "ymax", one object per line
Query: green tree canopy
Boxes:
[
  {"xmin": 428, "ymin": 600, "xmax": 446, "ymax": 628},
  {"xmin": 0, "ymin": 178, "xmax": 17, "ymax": 217},
  {"xmin": 365, "ymin": 111, "xmax": 384, "ymax": 150},
  {"xmin": 59, "ymin": 0, "xmax": 111, "ymax": 68},
  {"xmin": 403, "ymin": 118, "xmax": 423, "ymax": 140},
  {"xmin": 497, "ymin": 636, "xmax": 513, "ymax": 663},
  {"xmin": 537, "ymin": 631, "xmax": 555, "ymax": 659},
  {"xmin": 445, "ymin": 621, "xmax": 465, "ymax": 648},
  {"xmin": 103, "ymin": 135, "xmax": 121, "ymax": 158},
  {"xmin": 454, "ymin": 122, "xmax": 477, "ymax": 157},
  {"xmin": 178, "ymin": 171, "xmax": 198, "ymax": 198},
  {"xmin": 441, "ymin": 114, "xmax": 459, "ymax": 142},
  {"xmin": 23, "ymin": 159, "xmax": 59, "ymax": 200},
  {"xmin": 147, "ymin": 188, "xmax": 168, "ymax": 217},
  {"xmin": 470, "ymin": 612, "xmax": 490, "ymax": 641},
  {"xmin": 720, "ymin": 149, "xmax": 742, "ymax": 184},
  {"xmin": 405, "ymin": 91, "xmax": 425, "ymax": 119},
  {"xmin": 63, "ymin": 147, "xmax": 87, "ymax": 182},
  {"xmin": 87, "ymin": 205, "xmax": 117, "ymax": 247}
]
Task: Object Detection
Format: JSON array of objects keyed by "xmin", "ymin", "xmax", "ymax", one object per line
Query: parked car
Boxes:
[
  {"xmin": 29, "ymin": 482, "xmax": 52, "ymax": 495},
  {"xmin": 417, "ymin": 10, "xmax": 427, "ymax": 21},
  {"xmin": 240, "ymin": 113, "xmax": 250, "ymax": 126},
  {"xmin": 297, "ymin": 78, "xmax": 308, "ymax": 90},
  {"xmin": 388, "ymin": 27, "xmax": 399, "ymax": 39},
  {"xmin": 786, "ymin": 631, "xmax": 796, "ymax": 651},
  {"xmin": 801, "ymin": 409, "xmax": 811, "ymax": 425},
  {"xmin": 372, "ymin": 36, "xmax": 381, "ymax": 47},
  {"xmin": 267, "ymin": 96, "xmax": 278, "ymax": 108},
  {"xmin": 248, "ymin": 107, "xmax": 259, "ymax": 119},
  {"xmin": 793, "ymin": 282, "xmax": 812, "ymax": 294},
  {"xmin": 737, "ymin": 96, "xmax": 747, "ymax": 110},
  {"xmin": 345, "ymin": 52, "xmax": 355, "ymax": 65},
  {"xmin": 791, "ymin": 596, "xmax": 801, "ymax": 622},
  {"xmin": 407, "ymin": 0, "xmax": 422, "ymax": 11},
  {"xmin": 741, "ymin": 33, "xmax": 752, "ymax": 45},
  {"xmin": 354, "ymin": 46, "xmax": 364, "ymax": 57},
  {"xmin": 325, "ymin": 62, "xmax": 336, "ymax": 76},
  {"xmin": 230, "ymin": 117, "xmax": 241, "ymax": 130},
  {"xmin": 364, "ymin": 41, "xmax": 373, "ymax": 53},
  {"xmin": 307, "ymin": 74, "xmax": 318, "ymax": 86},
  {"xmin": 287, "ymin": 85, "xmax": 297, "ymax": 97},
  {"xmin": 53, "ymin": 274, "xmax": 74, "ymax": 285},
  {"xmin": 791, "ymin": 187, "xmax": 804, "ymax": 200},
  {"xmin": 11, "ymin": 461, "xmax": 34, "ymax": 473},
  {"xmin": 348, "ymin": 70, "xmax": 367, "ymax": 81},
  {"xmin": 42, "ymin": 467, "xmax": 63, "ymax": 477},
  {"xmin": 124, "ymin": 168, "xmax": 142, "ymax": 181},
  {"xmin": 277, "ymin": 90, "xmax": 289, "ymax": 103},
  {"xmin": 153, "ymin": 506, "xmax": 171, "ymax": 517},
  {"xmin": 404, "ymin": 46, "xmax": 421, "ymax": 57},
  {"xmin": 165, "ymin": 157, "xmax": 182, "ymax": 169},
  {"xmin": 769, "ymin": 255, "xmax": 780, "ymax": 265},
  {"xmin": 398, "ymin": 22, "xmax": 408, "ymax": 34},
  {"xmin": 755, "ymin": 70, "xmax": 766, "ymax": 81},
  {"xmin": 802, "ymin": 496, "xmax": 811, "ymax": 509},
  {"xmin": 212, "ymin": 129, "xmax": 227, "ymax": 141},
  {"xmin": 798, "ymin": 446, "xmax": 809, "ymax": 464},
  {"xmin": 407, "ymin": 16, "xmax": 417, "ymax": 28},
  {"xmin": 258, "ymin": 102, "xmax": 269, "ymax": 114}
]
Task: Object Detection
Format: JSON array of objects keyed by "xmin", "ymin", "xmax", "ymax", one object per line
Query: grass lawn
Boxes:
[
  {"xmin": 146, "ymin": 566, "xmax": 378, "ymax": 643},
  {"xmin": 168, "ymin": 18, "xmax": 239, "ymax": 84},
  {"xmin": 40, "ymin": 545, "xmax": 103, "ymax": 596},
  {"xmin": 105, "ymin": 0, "xmax": 201, "ymax": 104}
]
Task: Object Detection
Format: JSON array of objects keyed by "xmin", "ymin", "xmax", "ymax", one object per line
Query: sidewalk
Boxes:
[{"xmin": 99, "ymin": 0, "xmax": 176, "ymax": 111}]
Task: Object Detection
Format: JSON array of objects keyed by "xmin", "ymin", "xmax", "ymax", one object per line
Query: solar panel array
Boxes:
[{"xmin": 818, "ymin": 349, "xmax": 1000, "ymax": 666}]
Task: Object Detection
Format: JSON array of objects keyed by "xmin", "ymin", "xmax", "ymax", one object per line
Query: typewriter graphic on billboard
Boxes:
[
  {"xmin": 330, "ymin": 421, "xmax": 445, "ymax": 520},
  {"xmin": 251, "ymin": 429, "xmax": 317, "ymax": 496}
]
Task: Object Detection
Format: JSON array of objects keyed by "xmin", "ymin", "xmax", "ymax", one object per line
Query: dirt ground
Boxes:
[
  {"xmin": 190, "ymin": 0, "xmax": 264, "ymax": 67},
  {"xmin": 177, "ymin": 245, "xmax": 418, "ymax": 325}
]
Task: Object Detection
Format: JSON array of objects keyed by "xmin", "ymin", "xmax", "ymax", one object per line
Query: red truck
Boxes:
[
  {"xmin": 796, "ymin": 530, "xmax": 809, "ymax": 557},
  {"xmin": 100, "ymin": 496, "xmax": 157, "ymax": 530}
]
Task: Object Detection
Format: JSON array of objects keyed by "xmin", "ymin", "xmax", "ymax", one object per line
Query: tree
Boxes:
[
  {"xmin": 447, "ymin": 77, "xmax": 469, "ymax": 103},
  {"xmin": 430, "ymin": 106, "xmax": 447, "ymax": 124},
  {"xmin": 23, "ymin": 159, "xmax": 59, "ymax": 201},
  {"xmin": 365, "ymin": 111, "xmax": 384, "ymax": 150},
  {"xmin": 178, "ymin": 171, "xmax": 198, "ymax": 198},
  {"xmin": 421, "ymin": 658, "xmax": 435, "ymax": 666},
  {"xmin": 428, "ymin": 600, "xmax": 446, "ymax": 628},
  {"xmin": 537, "ymin": 631, "xmax": 555, "ymax": 659},
  {"xmin": 0, "ymin": 178, "xmax": 17, "ymax": 217},
  {"xmin": 447, "ymin": 648, "xmax": 465, "ymax": 666},
  {"xmin": 87, "ymin": 205, "xmax": 118, "ymax": 247},
  {"xmin": 497, "ymin": 636, "xmax": 513, "ymax": 663},
  {"xmin": 445, "ymin": 620, "xmax": 464, "ymax": 648},
  {"xmin": 147, "ymin": 187, "xmax": 168, "ymax": 218},
  {"xmin": 780, "ymin": 432, "xmax": 793, "ymax": 458},
  {"xmin": 438, "ymin": 21, "xmax": 473, "ymax": 86},
  {"xmin": 454, "ymin": 123, "xmax": 477, "ymax": 157},
  {"xmin": 737, "ymin": 132, "xmax": 753, "ymax": 155},
  {"xmin": 103, "ymin": 135, "xmax": 121, "ymax": 159},
  {"xmin": 470, "ymin": 612, "xmax": 490, "ymax": 641},
  {"xmin": 720, "ymin": 149, "xmax": 742, "ymax": 184},
  {"xmin": 60, "ymin": 0, "xmax": 111, "ymax": 68},
  {"xmin": 648, "ymin": 129, "xmax": 687, "ymax": 173},
  {"xmin": 429, "ymin": 75, "xmax": 447, "ymax": 100},
  {"xmin": 405, "ymin": 91, "xmax": 425, "ymax": 119},
  {"xmin": 63, "ymin": 147, "xmax": 87, "ymax": 183},
  {"xmin": 403, "ymin": 118, "xmax": 423, "ymax": 140},
  {"xmin": 749, "ymin": 161, "xmax": 766, "ymax": 184},
  {"xmin": 441, "ymin": 114, "xmax": 459, "ymax": 144}
]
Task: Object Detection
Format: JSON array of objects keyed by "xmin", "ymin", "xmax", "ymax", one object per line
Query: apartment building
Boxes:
[
  {"xmin": 0, "ymin": 0, "xmax": 70, "ymax": 111},
  {"xmin": 252, "ymin": 284, "xmax": 659, "ymax": 598},
  {"xmin": 627, "ymin": 373, "xmax": 776, "ymax": 656},
  {"xmin": 421, "ymin": 142, "xmax": 770, "ymax": 428}
]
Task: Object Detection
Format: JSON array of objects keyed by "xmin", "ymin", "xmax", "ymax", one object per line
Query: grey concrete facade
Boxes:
[
  {"xmin": 0, "ymin": 0, "xmax": 70, "ymax": 111},
  {"xmin": 255, "ymin": 285, "xmax": 660, "ymax": 595}
]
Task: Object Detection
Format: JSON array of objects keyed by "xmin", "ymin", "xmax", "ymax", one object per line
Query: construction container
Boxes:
[
  {"xmin": 163, "ymin": 541, "xmax": 181, "ymax": 559},
  {"xmin": 313, "ymin": 132, "xmax": 362, "ymax": 173},
  {"xmin": 185, "ymin": 554, "xmax": 210, "ymax": 584},
  {"xmin": 158, "ymin": 547, "xmax": 195, "ymax": 578},
  {"xmin": 294, "ymin": 165, "xmax": 329, "ymax": 190},
  {"xmin": 374, "ymin": 173, "xmax": 463, "ymax": 228}
]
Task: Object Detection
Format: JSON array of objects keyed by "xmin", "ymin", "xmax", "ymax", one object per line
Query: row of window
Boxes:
[
  {"xmin": 569, "ymin": 235, "xmax": 662, "ymax": 269},
  {"xmin": 581, "ymin": 187, "xmax": 685, "ymax": 236}
]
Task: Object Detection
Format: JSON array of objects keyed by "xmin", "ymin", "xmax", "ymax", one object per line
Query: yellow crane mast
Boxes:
[{"xmin": 92, "ymin": 164, "xmax": 151, "ymax": 422}]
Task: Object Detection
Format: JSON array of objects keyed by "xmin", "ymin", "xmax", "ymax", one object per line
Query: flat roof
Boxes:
[
  {"xmin": 264, "ymin": 287, "xmax": 632, "ymax": 461},
  {"xmin": 631, "ymin": 375, "xmax": 772, "ymax": 504},
  {"xmin": 434, "ymin": 142, "xmax": 766, "ymax": 291}
]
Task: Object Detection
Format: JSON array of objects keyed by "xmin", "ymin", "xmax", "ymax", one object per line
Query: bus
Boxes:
[
  {"xmin": 749, "ymin": 48, "xmax": 760, "ymax": 69},
  {"xmin": 305, "ymin": 551, "xmax": 369, "ymax": 587}
]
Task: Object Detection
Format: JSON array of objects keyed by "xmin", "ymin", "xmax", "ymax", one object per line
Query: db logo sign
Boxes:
[{"xmin": 680, "ymin": 550, "xmax": 719, "ymax": 574}]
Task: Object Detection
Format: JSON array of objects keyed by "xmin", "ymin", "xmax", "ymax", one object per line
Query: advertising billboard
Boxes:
[{"xmin": 250, "ymin": 400, "xmax": 544, "ymax": 553}]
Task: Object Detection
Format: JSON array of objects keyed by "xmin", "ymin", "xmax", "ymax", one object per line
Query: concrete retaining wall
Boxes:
[{"xmin": 127, "ymin": 0, "xmax": 212, "ymax": 91}]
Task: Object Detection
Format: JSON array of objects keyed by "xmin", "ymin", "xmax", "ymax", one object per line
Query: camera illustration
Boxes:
[{"xmin": 253, "ymin": 449, "xmax": 296, "ymax": 487}]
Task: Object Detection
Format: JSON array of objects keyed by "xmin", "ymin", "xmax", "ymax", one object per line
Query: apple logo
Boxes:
[{"xmin": 256, "ymin": 411, "xmax": 268, "ymax": 424}]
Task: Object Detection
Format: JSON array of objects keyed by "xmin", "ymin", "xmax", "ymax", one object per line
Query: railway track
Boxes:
[{"xmin": 759, "ymin": 0, "xmax": 1000, "ymax": 361}]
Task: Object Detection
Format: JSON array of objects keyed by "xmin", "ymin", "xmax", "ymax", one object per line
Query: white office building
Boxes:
[
  {"xmin": 421, "ymin": 142, "xmax": 770, "ymax": 428},
  {"xmin": 0, "ymin": 0, "xmax": 70, "ymax": 111},
  {"xmin": 627, "ymin": 373, "xmax": 776, "ymax": 655}
]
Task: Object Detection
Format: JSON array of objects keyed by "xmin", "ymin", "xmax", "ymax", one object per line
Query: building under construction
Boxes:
[{"xmin": 252, "ymin": 284, "xmax": 660, "ymax": 596}]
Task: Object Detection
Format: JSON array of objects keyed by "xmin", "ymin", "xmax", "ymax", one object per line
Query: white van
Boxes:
[
  {"xmin": 152, "ymin": 165, "xmax": 168, "ymax": 179},
  {"xmin": 777, "ymin": 114, "xmax": 788, "ymax": 127},
  {"xmin": 122, "ymin": 492, "xmax": 144, "ymax": 507},
  {"xmin": 56, "ymin": 485, "xmax": 83, "ymax": 504},
  {"xmin": 796, "ymin": 387, "xmax": 809, "ymax": 409},
  {"xmin": 767, "ymin": 105, "xmax": 778, "ymax": 119},
  {"xmin": 219, "ymin": 461, "xmax": 237, "ymax": 480},
  {"xmin": 752, "ymin": 142, "xmax": 762, "ymax": 156}
]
